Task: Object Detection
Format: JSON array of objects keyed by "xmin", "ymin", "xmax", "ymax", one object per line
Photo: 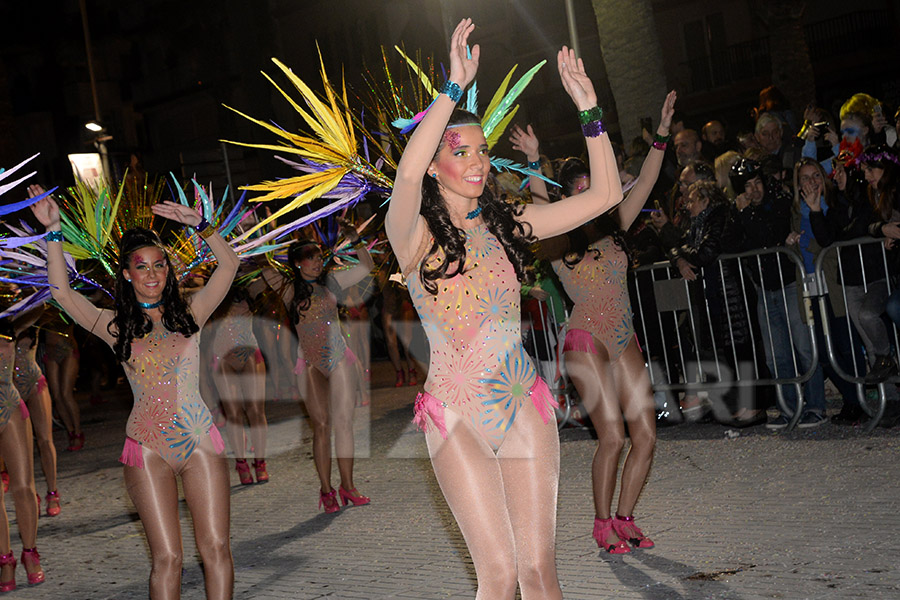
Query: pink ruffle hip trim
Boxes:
[{"xmin": 563, "ymin": 328, "xmax": 598, "ymax": 354}]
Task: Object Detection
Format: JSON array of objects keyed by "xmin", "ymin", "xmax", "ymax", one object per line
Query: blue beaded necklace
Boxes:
[
  {"xmin": 138, "ymin": 300, "xmax": 162, "ymax": 309},
  {"xmin": 466, "ymin": 205, "xmax": 482, "ymax": 220}
]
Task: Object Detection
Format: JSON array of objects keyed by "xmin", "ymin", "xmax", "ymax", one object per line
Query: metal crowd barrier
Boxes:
[
  {"xmin": 814, "ymin": 236, "xmax": 900, "ymax": 432},
  {"xmin": 630, "ymin": 246, "xmax": 819, "ymax": 431}
]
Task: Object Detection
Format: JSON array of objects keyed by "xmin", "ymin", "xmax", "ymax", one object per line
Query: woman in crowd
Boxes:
[
  {"xmin": 386, "ymin": 19, "xmax": 622, "ymax": 597},
  {"xmin": 210, "ymin": 281, "xmax": 269, "ymax": 484},
  {"xmin": 30, "ymin": 186, "xmax": 238, "ymax": 600},
  {"xmin": 43, "ymin": 317, "xmax": 82, "ymax": 451},
  {"xmin": 513, "ymin": 92, "xmax": 676, "ymax": 553},
  {"xmin": 13, "ymin": 316, "xmax": 60, "ymax": 516},
  {"xmin": 0, "ymin": 306, "xmax": 44, "ymax": 590},
  {"xmin": 264, "ymin": 220, "xmax": 374, "ymax": 513}
]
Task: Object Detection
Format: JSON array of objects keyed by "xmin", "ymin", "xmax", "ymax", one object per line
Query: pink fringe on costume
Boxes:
[
  {"xmin": 528, "ymin": 376, "xmax": 557, "ymax": 425},
  {"xmin": 211, "ymin": 356, "xmax": 220, "ymax": 372},
  {"xmin": 563, "ymin": 328, "xmax": 598, "ymax": 354},
  {"xmin": 209, "ymin": 425, "xmax": 226, "ymax": 454},
  {"xmin": 413, "ymin": 391, "xmax": 448, "ymax": 439},
  {"xmin": 119, "ymin": 437, "xmax": 144, "ymax": 469},
  {"xmin": 254, "ymin": 348, "xmax": 264, "ymax": 364},
  {"xmin": 293, "ymin": 356, "xmax": 306, "ymax": 375},
  {"xmin": 34, "ymin": 375, "xmax": 47, "ymax": 396},
  {"xmin": 18, "ymin": 400, "xmax": 29, "ymax": 420}
]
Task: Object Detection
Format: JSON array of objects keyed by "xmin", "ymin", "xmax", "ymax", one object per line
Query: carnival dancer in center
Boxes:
[
  {"xmin": 386, "ymin": 19, "xmax": 622, "ymax": 598},
  {"xmin": 30, "ymin": 187, "xmax": 239, "ymax": 600}
]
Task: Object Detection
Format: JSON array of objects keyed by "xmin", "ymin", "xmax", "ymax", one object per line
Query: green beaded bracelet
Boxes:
[
  {"xmin": 653, "ymin": 132, "xmax": 672, "ymax": 143},
  {"xmin": 577, "ymin": 106, "xmax": 603, "ymax": 125}
]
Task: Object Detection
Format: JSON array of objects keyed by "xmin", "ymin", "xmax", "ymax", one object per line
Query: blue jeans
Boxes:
[{"xmin": 756, "ymin": 282, "xmax": 826, "ymax": 415}]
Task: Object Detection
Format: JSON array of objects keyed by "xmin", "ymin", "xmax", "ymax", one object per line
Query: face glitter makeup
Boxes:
[{"xmin": 443, "ymin": 130, "xmax": 461, "ymax": 150}]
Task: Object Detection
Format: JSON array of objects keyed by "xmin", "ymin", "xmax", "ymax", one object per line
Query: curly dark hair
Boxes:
[
  {"xmin": 109, "ymin": 228, "xmax": 199, "ymax": 362},
  {"xmin": 555, "ymin": 158, "xmax": 629, "ymax": 268},
  {"xmin": 286, "ymin": 240, "xmax": 327, "ymax": 323},
  {"xmin": 419, "ymin": 109, "xmax": 535, "ymax": 295}
]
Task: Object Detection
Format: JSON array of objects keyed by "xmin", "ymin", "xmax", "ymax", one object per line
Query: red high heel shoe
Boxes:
[
  {"xmin": 592, "ymin": 517, "xmax": 631, "ymax": 554},
  {"xmin": 45, "ymin": 491, "xmax": 61, "ymax": 517},
  {"xmin": 318, "ymin": 488, "xmax": 340, "ymax": 514},
  {"xmin": 235, "ymin": 460, "xmax": 253, "ymax": 485},
  {"xmin": 394, "ymin": 369, "xmax": 405, "ymax": 387},
  {"xmin": 338, "ymin": 486, "xmax": 370, "ymax": 507},
  {"xmin": 252, "ymin": 460, "xmax": 269, "ymax": 483},
  {"xmin": 0, "ymin": 470, "xmax": 8, "ymax": 494},
  {"xmin": 20, "ymin": 548, "xmax": 44, "ymax": 585},
  {"xmin": 66, "ymin": 432, "xmax": 85, "ymax": 452},
  {"xmin": 407, "ymin": 368, "xmax": 418, "ymax": 386},
  {"xmin": 0, "ymin": 551, "xmax": 15, "ymax": 592},
  {"xmin": 613, "ymin": 514, "xmax": 655, "ymax": 549}
]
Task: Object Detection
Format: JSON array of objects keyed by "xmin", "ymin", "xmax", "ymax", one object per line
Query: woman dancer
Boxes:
[
  {"xmin": 210, "ymin": 283, "xmax": 268, "ymax": 484},
  {"xmin": 264, "ymin": 220, "xmax": 374, "ymax": 512},
  {"xmin": 0, "ymin": 311, "xmax": 44, "ymax": 590},
  {"xmin": 42, "ymin": 317, "xmax": 82, "ymax": 451},
  {"xmin": 387, "ymin": 19, "xmax": 622, "ymax": 597},
  {"xmin": 14, "ymin": 318, "xmax": 60, "ymax": 517},
  {"xmin": 515, "ymin": 93, "xmax": 675, "ymax": 552},
  {"xmin": 30, "ymin": 186, "xmax": 238, "ymax": 599}
]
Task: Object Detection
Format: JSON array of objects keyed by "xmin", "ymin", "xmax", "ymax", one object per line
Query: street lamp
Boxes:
[{"xmin": 85, "ymin": 120, "xmax": 103, "ymax": 132}]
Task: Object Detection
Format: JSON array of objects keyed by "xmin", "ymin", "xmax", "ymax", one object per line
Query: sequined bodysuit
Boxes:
[
  {"xmin": 119, "ymin": 320, "xmax": 223, "ymax": 470},
  {"xmin": 294, "ymin": 277, "xmax": 350, "ymax": 375},
  {"xmin": 212, "ymin": 300, "xmax": 262, "ymax": 371},
  {"xmin": 408, "ymin": 224, "xmax": 554, "ymax": 451},
  {"xmin": 553, "ymin": 235, "xmax": 634, "ymax": 360},
  {"xmin": 0, "ymin": 339, "xmax": 26, "ymax": 430},
  {"xmin": 14, "ymin": 338, "xmax": 45, "ymax": 400}
]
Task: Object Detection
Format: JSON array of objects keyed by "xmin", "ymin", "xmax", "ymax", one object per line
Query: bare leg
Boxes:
[
  {"xmin": 44, "ymin": 361, "xmax": 74, "ymax": 435},
  {"xmin": 240, "ymin": 358, "xmax": 268, "ymax": 459},
  {"xmin": 181, "ymin": 439, "xmax": 233, "ymax": 600},
  {"xmin": 59, "ymin": 351, "xmax": 82, "ymax": 436},
  {"xmin": 328, "ymin": 360, "xmax": 358, "ymax": 490},
  {"xmin": 215, "ymin": 367, "xmax": 246, "ymax": 459},
  {"xmin": 124, "ymin": 452, "xmax": 183, "ymax": 600},
  {"xmin": 0, "ymin": 414, "xmax": 38, "ymax": 550},
  {"xmin": 382, "ymin": 312, "xmax": 406, "ymax": 372},
  {"xmin": 25, "ymin": 385, "xmax": 58, "ymax": 493},
  {"xmin": 303, "ymin": 366, "xmax": 333, "ymax": 492},
  {"xmin": 613, "ymin": 341, "xmax": 657, "ymax": 517},
  {"xmin": 426, "ymin": 412, "xmax": 518, "ymax": 599}
]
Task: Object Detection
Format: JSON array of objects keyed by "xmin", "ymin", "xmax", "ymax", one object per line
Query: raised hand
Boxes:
[
  {"xmin": 800, "ymin": 180, "xmax": 822, "ymax": 211},
  {"xmin": 558, "ymin": 46, "xmax": 596, "ymax": 112},
  {"xmin": 658, "ymin": 90, "xmax": 677, "ymax": 134},
  {"xmin": 28, "ymin": 184, "xmax": 60, "ymax": 229},
  {"xmin": 509, "ymin": 124, "xmax": 540, "ymax": 161},
  {"xmin": 448, "ymin": 18, "xmax": 479, "ymax": 89},
  {"xmin": 337, "ymin": 217, "xmax": 360, "ymax": 242},
  {"xmin": 150, "ymin": 201, "xmax": 202, "ymax": 227}
]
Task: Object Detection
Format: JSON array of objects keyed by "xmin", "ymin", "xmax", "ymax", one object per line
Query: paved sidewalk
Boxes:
[{"xmin": 13, "ymin": 361, "xmax": 900, "ymax": 599}]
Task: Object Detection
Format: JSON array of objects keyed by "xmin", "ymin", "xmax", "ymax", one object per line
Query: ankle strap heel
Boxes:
[
  {"xmin": 20, "ymin": 547, "xmax": 44, "ymax": 586},
  {"xmin": 0, "ymin": 551, "xmax": 16, "ymax": 592}
]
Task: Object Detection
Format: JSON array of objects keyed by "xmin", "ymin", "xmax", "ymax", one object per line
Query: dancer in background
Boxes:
[
  {"xmin": 387, "ymin": 19, "xmax": 622, "ymax": 597},
  {"xmin": 263, "ymin": 219, "xmax": 374, "ymax": 513},
  {"xmin": 42, "ymin": 316, "xmax": 82, "ymax": 451},
  {"xmin": 31, "ymin": 186, "xmax": 238, "ymax": 600}
]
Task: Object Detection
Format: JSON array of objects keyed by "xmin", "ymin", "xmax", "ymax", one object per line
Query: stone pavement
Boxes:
[{"xmin": 12, "ymin": 360, "xmax": 900, "ymax": 599}]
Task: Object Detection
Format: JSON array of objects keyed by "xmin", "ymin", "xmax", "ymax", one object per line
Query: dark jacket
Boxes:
[{"xmin": 738, "ymin": 181, "xmax": 798, "ymax": 290}]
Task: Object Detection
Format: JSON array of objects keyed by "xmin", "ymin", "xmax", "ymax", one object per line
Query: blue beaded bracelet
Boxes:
[
  {"xmin": 45, "ymin": 231, "xmax": 63, "ymax": 243},
  {"xmin": 440, "ymin": 80, "xmax": 463, "ymax": 103},
  {"xmin": 528, "ymin": 160, "xmax": 541, "ymax": 171}
]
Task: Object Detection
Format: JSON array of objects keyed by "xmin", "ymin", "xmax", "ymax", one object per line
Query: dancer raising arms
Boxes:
[
  {"xmin": 386, "ymin": 19, "xmax": 622, "ymax": 598},
  {"xmin": 517, "ymin": 92, "xmax": 676, "ymax": 553},
  {"xmin": 30, "ymin": 186, "xmax": 239, "ymax": 600},
  {"xmin": 263, "ymin": 219, "xmax": 374, "ymax": 513}
]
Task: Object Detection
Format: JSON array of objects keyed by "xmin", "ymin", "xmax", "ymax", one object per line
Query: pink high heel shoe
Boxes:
[
  {"xmin": 0, "ymin": 551, "xmax": 15, "ymax": 592},
  {"xmin": 45, "ymin": 491, "xmax": 61, "ymax": 517},
  {"xmin": 235, "ymin": 459, "xmax": 253, "ymax": 485},
  {"xmin": 319, "ymin": 488, "xmax": 340, "ymax": 514},
  {"xmin": 338, "ymin": 486, "xmax": 370, "ymax": 507},
  {"xmin": 613, "ymin": 514, "xmax": 655, "ymax": 549},
  {"xmin": 20, "ymin": 548, "xmax": 44, "ymax": 585},
  {"xmin": 252, "ymin": 460, "xmax": 269, "ymax": 483},
  {"xmin": 592, "ymin": 517, "xmax": 631, "ymax": 554}
]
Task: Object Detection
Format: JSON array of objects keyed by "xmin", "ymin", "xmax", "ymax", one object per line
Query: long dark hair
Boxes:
[
  {"xmin": 556, "ymin": 158, "xmax": 628, "ymax": 268},
  {"xmin": 109, "ymin": 228, "xmax": 199, "ymax": 362},
  {"xmin": 418, "ymin": 109, "xmax": 535, "ymax": 295},
  {"xmin": 861, "ymin": 144, "xmax": 900, "ymax": 221},
  {"xmin": 286, "ymin": 240, "xmax": 327, "ymax": 323}
]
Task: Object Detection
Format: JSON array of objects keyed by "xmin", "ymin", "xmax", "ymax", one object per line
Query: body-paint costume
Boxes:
[
  {"xmin": 42, "ymin": 328, "xmax": 78, "ymax": 364},
  {"xmin": 293, "ymin": 276, "xmax": 354, "ymax": 376},
  {"xmin": 408, "ymin": 223, "xmax": 555, "ymax": 451},
  {"xmin": 212, "ymin": 300, "xmax": 263, "ymax": 372},
  {"xmin": 0, "ymin": 339, "xmax": 30, "ymax": 429},
  {"xmin": 14, "ymin": 336, "xmax": 47, "ymax": 401},
  {"xmin": 118, "ymin": 320, "xmax": 225, "ymax": 471},
  {"xmin": 553, "ymin": 236, "xmax": 634, "ymax": 360}
]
